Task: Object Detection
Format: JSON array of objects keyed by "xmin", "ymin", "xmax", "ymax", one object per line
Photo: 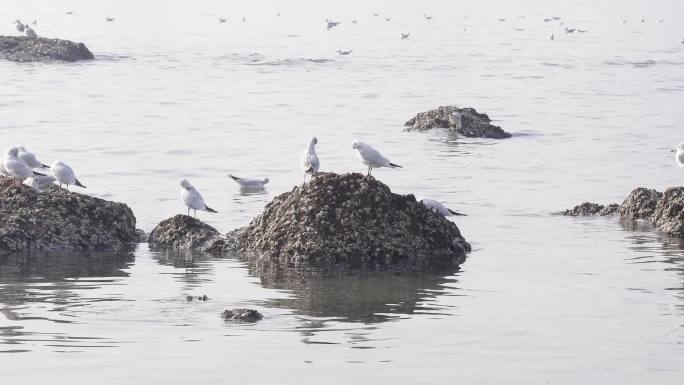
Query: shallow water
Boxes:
[{"xmin": 2, "ymin": 0, "xmax": 684, "ymax": 383}]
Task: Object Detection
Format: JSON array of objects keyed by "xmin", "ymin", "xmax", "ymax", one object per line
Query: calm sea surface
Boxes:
[{"xmin": 1, "ymin": 0, "xmax": 684, "ymax": 383}]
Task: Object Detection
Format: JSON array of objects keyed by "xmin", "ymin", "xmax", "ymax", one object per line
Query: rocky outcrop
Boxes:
[
  {"xmin": 0, "ymin": 178, "xmax": 137, "ymax": 253},
  {"xmin": 147, "ymin": 215, "xmax": 229, "ymax": 253},
  {"xmin": 651, "ymin": 188, "xmax": 684, "ymax": 237},
  {"xmin": 0, "ymin": 36, "xmax": 94, "ymax": 62},
  {"xmin": 227, "ymin": 172, "xmax": 470, "ymax": 271},
  {"xmin": 221, "ymin": 308, "xmax": 263, "ymax": 322},
  {"xmin": 404, "ymin": 106, "xmax": 512, "ymax": 139},
  {"xmin": 561, "ymin": 202, "xmax": 619, "ymax": 216},
  {"xmin": 618, "ymin": 188, "xmax": 663, "ymax": 220}
]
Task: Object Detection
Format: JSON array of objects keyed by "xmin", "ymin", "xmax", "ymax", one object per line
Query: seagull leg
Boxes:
[
  {"xmin": 193, "ymin": 209, "xmax": 197, "ymax": 218},
  {"xmin": 187, "ymin": 208, "xmax": 190, "ymax": 216}
]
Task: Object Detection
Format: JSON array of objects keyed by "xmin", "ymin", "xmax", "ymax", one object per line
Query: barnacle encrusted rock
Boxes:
[
  {"xmin": 227, "ymin": 172, "xmax": 470, "ymax": 270},
  {"xmin": 651, "ymin": 187, "xmax": 684, "ymax": 237},
  {"xmin": 147, "ymin": 215, "xmax": 229, "ymax": 253},
  {"xmin": 221, "ymin": 308, "xmax": 263, "ymax": 322},
  {"xmin": 618, "ymin": 188, "xmax": 663, "ymax": 220},
  {"xmin": 0, "ymin": 178, "xmax": 137, "ymax": 253},
  {"xmin": 404, "ymin": 105, "xmax": 512, "ymax": 139},
  {"xmin": 0, "ymin": 36, "xmax": 94, "ymax": 62},
  {"xmin": 561, "ymin": 202, "xmax": 619, "ymax": 216}
]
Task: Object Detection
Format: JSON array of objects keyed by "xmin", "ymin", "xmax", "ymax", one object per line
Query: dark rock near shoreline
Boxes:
[
  {"xmin": 147, "ymin": 215, "xmax": 229, "ymax": 253},
  {"xmin": 0, "ymin": 178, "xmax": 137, "ymax": 253},
  {"xmin": 227, "ymin": 172, "xmax": 470, "ymax": 270},
  {"xmin": 0, "ymin": 36, "xmax": 94, "ymax": 63},
  {"xmin": 221, "ymin": 308, "xmax": 263, "ymax": 322},
  {"xmin": 618, "ymin": 188, "xmax": 663, "ymax": 220},
  {"xmin": 404, "ymin": 106, "xmax": 512, "ymax": 139},
  {"xmin": 561, "ymin": 202, "xmax": 619, "ymax": 216},
  {"xmin": 651, "ymin": 187, "xmax": 684, "ymax": 237}
]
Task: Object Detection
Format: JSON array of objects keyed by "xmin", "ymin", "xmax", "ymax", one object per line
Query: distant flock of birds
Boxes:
[
  {"xmin": 1, "ymin": 140, "xmax": 462, "ymax": 220},
  {"xmin": 10, "ymin": 12, "xmax": 684, "ymax": 50}
]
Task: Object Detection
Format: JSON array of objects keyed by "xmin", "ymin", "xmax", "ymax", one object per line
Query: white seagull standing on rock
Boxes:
[
  {"xmin": 418, "ymin": 197, "xmax": 465, "ymax": 217},
  {"xmin": 227, "ymin": 174, "xmax": 269, "ymax": 189},
  {"xmin": 300, "ymin": 137, "xmax": 320, "ymax": 183},
  {"xmin": 17, "ymin": 146, "xmax": 48, "ymax": 169},
  {"xmin": 180, "ymin": 179, "xmax": 217, "ymax": 217},
  {"xmin": 13, "ymin": 20, "xmax": 25, "ymax": 35},
  {"xmin": 351, "ymin": 141, "xmax": 402, "ymax": 176},
  {"xmin": 51, "ymin": 160, "xmax": 85, "ymax": 189},
  {"xmin": 672, "ymin": 142, "xmax": 684, "ymax": 169},
  {"xmin": 2, "ymin": 147, "xmax": 34, "ymax": 180},
  {"xmin": 24, "ymin": 25, "xmax": 37, "ymax": 38}
]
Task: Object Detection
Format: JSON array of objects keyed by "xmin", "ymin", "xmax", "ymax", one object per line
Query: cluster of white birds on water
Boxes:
[
  {"xmin": 1, "ymin": 146, "xmax": 85, "ymax": 190},
  {"xmin": 180, "ymin": 137, "xmax": 461, "ymax": 219}
]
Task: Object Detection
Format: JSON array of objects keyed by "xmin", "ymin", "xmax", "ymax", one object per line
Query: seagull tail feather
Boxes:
[
  {"xmin": 389, "ymin": 162, "xmax": 403, "ymax": 169},
  {"xmin": 205, "ymin": 206, "xmax": 218, "ymax": 213},
  {"xmin": 448, "ymin": 208, "xmax": 467, "ymax": 216},
  {"xmin": 227, "ymin": 174, "xmax": 241, "ymax": 181},
  {"xmin": 32, "ymin": 171, "xmax": 46, "ymax": 176},
  {"xmin": 75, "ymin": 179, "xmax": 86, "ymax": 188},
  {"xmin": 41, "ymin": 163, "xmax": 49, "ymax": 168}
]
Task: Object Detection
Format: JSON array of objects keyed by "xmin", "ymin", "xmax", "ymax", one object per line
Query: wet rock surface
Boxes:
[
  {"xmin": 0, "ymin": 178, "xmax": 137, "ymax": 253},
  {"xmin": 618, "ymin": 188, "xmax": 663, "ymax": 220},
  {"xmin": 0, "ymin": 35, "xmax": 94, "ymax": 62},
  {"xmin": 651, "ymin": 187, "xmax": 684, "ymax": 237},
  {"xmin": 404, "ymin": 105, "xmax": 512, "ymax": 139},
  {"xmin": 561, "ymin": 202, "xmax": 619, "ymax": 216},
  {"xmin": 227, "ymin": 172, "xmax": 470, "ymax": 271},
  {"xmin": 147, "ymin": 215, "xmax": 229, "ymax": 253},
  {"xmin": 221, "ymin": 308, "xmax": 263, "ymax": 322}
]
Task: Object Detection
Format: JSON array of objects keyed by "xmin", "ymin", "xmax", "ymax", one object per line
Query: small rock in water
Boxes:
[
  {"xmin": 147, "ymin": 215, "xmax": 229, "ymax": 253},
  {"xmin": 186, "ymin": 295, "xmax": 210, "ymax": 302},
  {"xmin": 221, "ymin": 308, "xmax": 263, "ymax": 322},
  {"xmin": 561, "ymin": 202, "xmax": 618, "ymax": 216},
  {"xmin": 0, "ymin": 35, "xmax": 94, "ymax": 62},
  {"xmin": 404, "ymin": 105, "xmax": 512, "ymax": 139}
]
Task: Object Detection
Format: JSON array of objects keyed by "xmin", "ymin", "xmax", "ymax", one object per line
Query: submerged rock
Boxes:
[
  {"xmin": 0, "ymin": 178, "xmax": 137, "ymax": 253},
  {"xmin": 221, "ymin": 308, "xmax": 263, "ymax": 322},
  {"xmin": 0, "ymin": 36, "xmax": 94, "ymax": 62},
  {"xmin": 404, "ymin": 105, "xmax": 512, "ymax": 139},
  {"xmin": 651, "ymin": 187, "xmax": 684, "ymax": 237},
  {"xmin": 147, "ymin": 215, "xmax": 229, "ymax": 253},
  {"xmin": 561, "ymin": 202, "xmax": 619, "ymax": 216},
  {"xmin": 227, "ymin": 172, "xmax": 470, "ymax": 270},
  {"xmin": 618, "ymin": 188, "xmax": 663, "ymax": 220}
]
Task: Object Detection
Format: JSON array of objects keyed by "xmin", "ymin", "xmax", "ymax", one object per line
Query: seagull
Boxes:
[
  {"xmin": 32, "ymin": 20, "xmax": 37, "ymax": 25},
  {"xmin": 384, "ymin": 17, "xmax": 392, "ymax": 22},
  {"xmin": 513, "ymin": 27, "xmax": 525, "ymax": 31},
  {"xmin": 24, "ymin": 25, "xmax": 37, "ymax": 38},
  {"xmin": 2, "ymin": 147, "xmax": 35, "ymax": 180},
  {"xmin": 326, "ymin": 19, "xmax": 341, "ymax": 30},
  {"xmin": 550, "ymin": 33, "xmax": 555, "ymax": 40},
  {"xmin": 373, "ymin": 12, "xmax": 380, "ymax": 17},
  {"xmin": 337, "ymin": 49, "xmax": 353, "ymax": 55},
  {"xmin": 401, "ymin": 33, "xmax": 409, "ymax": 40},
  {"xmin": 300, "ymin": 137, "xmax": 320, "ymax": 183},
  {"xmin": 424, "ymin": 14, "xmax": 432, "ymax": 20},
  {"xmin": 418, "ymin": 198, "xmax": 465, "ymax": 217},
  {"xmin": 180, "ymin": 179, "xmax": 217, "ymax": 217},
  {"xmin": 658, "ymin": 19, "xmax": 663, "ymax": 23},
  {"xmin": 351, "ymin": 141, "xmax": 402, "ymax": 176},
  {"xmin": 17, "ymin": 146, "xmax": 48, "ymax": 169},
  {"xmin": 243, "ymin": 16, "xmax": 246, "ymax": 22},
  {"xmin": 622, "ymin": 19, "xmax": 627, "ymax": 24},
  {"xmin": 543, "ymin": 18, "xmax": 552, "ymax": 22},
  {"xmin": 499, "ymin": 18, "xmax": 506, "ymax": 22},
  {"xmin": 51, "ymin": 160, "xmax": 85, "ymax": 189},
  {"xmin": 678, "ymin": 38, "xmax": 684, "ymax": 44},
  {"xmin": 227, "ymin": 174, "xmax": 269, "ymax": 189},
  {"xmin": 578, "ymin": 29, "xmax": 587, "ymax": 33},
  {"xmin": 673, "ymin": 143, "xmax": 684, "ymax": 169},
  {"xmin": 23, "ymin": 175, "xmax": 56, "ymax": 191},
  {"xmin": 218, "ymin": 18, "xmax": 227, "ymax": 23},
  {"xmin": 106, "ymin": 17, "xmax": 115, "ymax": 22},
  {"xmin": 66, "ymin": 11, "xmax": 74, "ymax": 15},
  {"xmin": 641, "ymin": 18, "xmax": 645, "ymax": 23},
  {"xmin": 351, "ymin": 20, "xmax": 358, "ymax": 24},
  {"xmin": 564, "ymin": 27, "xmax": 575, "ymax": 33},
  {"xmin": 552, "ymin": 16, "xmax": 561, "ymax": 20},
  {"xmin": 13, "ymin": 20, "xmax": 25, "ymax": 35}
]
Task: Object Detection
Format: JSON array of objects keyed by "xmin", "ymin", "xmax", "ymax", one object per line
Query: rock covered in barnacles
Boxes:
[
  {"xmin": 0, "ymin": 35, "xmax": 94, "ymax": 62},
  {"xmin": 618, "ymin": 188, "xmax": 663, "ymax": 220},
  {"xmin": 404, "ymin": 105, "xmax": 512, "ymax": 139},
  {"xmin": 0, "ymin": 178, "xmax": 137, "ymax": 253},
  {"xmin": 227, "ymin": 172, "xmax": 470, "ymax": 271},
  {"xmin": 561, "ymin": 202, "xmax": 619, "ymax": 216},
  {"xmin": 147, "ymin": 215, "xmax": 229, "ymax": 253},
  {"xmin": 221, "ymin": 308, "xmax": 263, "ymax": 322},
  {"xmin": 651, "ymin": 187, "xmax": 684, "ymax": 237}
]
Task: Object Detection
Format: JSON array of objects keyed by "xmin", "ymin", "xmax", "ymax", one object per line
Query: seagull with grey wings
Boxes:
[{"xmin": 351, "ymin": 141, "xmax": 402, "ymax": 176}]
